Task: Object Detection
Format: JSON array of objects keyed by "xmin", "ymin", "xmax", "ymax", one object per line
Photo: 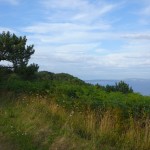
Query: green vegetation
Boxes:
[
  {"xmin": 0, "ymin": 31, "xmax": 39, "ymax": 77},
  {"xmin": 0, "ymin": 70, "xmax": 150, "ymax": 150},
  {"xmin": 0, "ymin": 32, "xmax": 150, "ymax": 149},
  {"xmin": 104, "ymin": 81, "xmax": 133, "ymax": 94}
]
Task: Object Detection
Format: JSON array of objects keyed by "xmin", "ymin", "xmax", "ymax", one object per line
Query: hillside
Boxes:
[{"xmin": 0, "ymin": 71, "xmax": 150, "ymax": 150}]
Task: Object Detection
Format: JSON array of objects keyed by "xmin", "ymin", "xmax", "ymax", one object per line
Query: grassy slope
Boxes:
[{"xmin": 0, "ymin": 72, "xmax": 150, "ymax": 150}]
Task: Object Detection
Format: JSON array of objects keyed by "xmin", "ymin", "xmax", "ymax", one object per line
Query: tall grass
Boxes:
[{"xmin": 0, "ymin": 92, "xmax": 150, "ymax": 150}]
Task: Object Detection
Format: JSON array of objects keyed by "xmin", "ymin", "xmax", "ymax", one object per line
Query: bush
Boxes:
[
  {"xmin": 8, "ymin": 73, "xmax": 21, "ymax": 81},
  {"xmin": 36, "ymin": 71, "xmax": 55, "ymax": 81},
  {"xmin": 0, "ymin": 66, "xmax": 13, "ymax": 81},
  {"xmin": 16, "ymin": 63, "xmax": 39, "ymax": 80},
  {"xmin": 115, "ymin": 81, "xmax": 133, "ymax": 94},
  {"xmin": 105, "ymin": 81, "xmax": 133, "ymax": 94}
]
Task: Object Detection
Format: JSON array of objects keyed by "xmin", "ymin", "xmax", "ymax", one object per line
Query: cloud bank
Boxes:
[{"xmin": 0, "ymin": 0, "xmax": 150, "ymax": 79}]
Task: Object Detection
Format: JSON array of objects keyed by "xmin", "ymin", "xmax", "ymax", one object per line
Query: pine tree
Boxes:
[{"xmin": 0, "ymin": 31, "xmax": 35, "ymax": 71}]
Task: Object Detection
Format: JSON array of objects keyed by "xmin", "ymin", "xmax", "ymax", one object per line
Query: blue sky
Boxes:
[{"xmin": 0, "ymin": 0, "xmax": 150, "ymax": 79}]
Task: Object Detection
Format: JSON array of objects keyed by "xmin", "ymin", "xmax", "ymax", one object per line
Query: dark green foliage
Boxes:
[
  {"xmin": 16, "ymin": 63, "xmax": 39, "ymax": 80},
  {"xmin": 0, "ymin": 31, "xmax": 12, "ymax": 61},
  {"xmin": 0, "ymin": 65, "xmax": 13, "ymax": 81},
  {"xmin": 0, "ymin": 31, "xmax": 35, "ymax": 71},
  {"xmin": 36, "ymin": 71, "xmax": 85, "ymax": 86},
  {"xmin": 0, "ymin": 31, "xmax": 39, "ymax": 79},
  {"xmin": 104, "ymin": 81, "xmax": 133, "ymax": 94},
  {"xmin": 1, "ymin": 71, "xmax": 150, "ymax": 118},
  {"xmin": 115, "ymin": 81, "xmax": 133, "ymax": 93},
  {"xmin": 36, "ymin": 71, "xmax": 55, "ymax": 81},
  {"xmin": 54, "ymin": 73, "xmax": 85, "ymax": 84},
  {"xmin": 2, "ymin": 80, "xmax": 51, "ymax": 94},
  {"xmin": 95, "ymin": 83, "xmax": 105, "ymax": 90},
  {"xmin": 105, "ymin": 84, "xmax": 116, "ymax": 92}
]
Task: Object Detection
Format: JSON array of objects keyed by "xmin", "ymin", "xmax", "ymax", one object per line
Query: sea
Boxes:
[{"xmin": 85, "ymin": 79, "xmax": 150, "ymax": 96}]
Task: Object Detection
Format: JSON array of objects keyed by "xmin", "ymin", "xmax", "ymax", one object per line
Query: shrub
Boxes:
[
  {"xmin": 16, "ymin": 63, "xmax": 39, "ymax": 80},
  {"xmin": 0, "ymin": 66, "xmax": 13, "ymax": 81},
  {"xmin": 115, "ymin": 81, "xmax": 133, "ymax": 94},
  {"xmin": 105, "ymin": 81, "xmax": 133, "ymax": 94}
]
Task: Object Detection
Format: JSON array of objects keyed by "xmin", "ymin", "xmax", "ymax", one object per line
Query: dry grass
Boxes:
[{"xmin": 0, "ymin": 94, "xmax": 150, "ymax": 150}]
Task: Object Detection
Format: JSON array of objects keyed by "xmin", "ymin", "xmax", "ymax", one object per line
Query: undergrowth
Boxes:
[
  {"xmin": 0, "ymin": 72, "xmax": 150, "ymax": 149},
  {"xmin": 0, "ymin": 92, "xmax": 150, "ymax": 150}
]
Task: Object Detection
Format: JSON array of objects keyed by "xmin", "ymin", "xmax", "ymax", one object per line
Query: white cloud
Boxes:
[
  {"xmin": 134, "ymin": 0, "xmax": 150, "ymax": 25},
  {"xmin": 0, "ymin": 27, "xmax": 17, "ymax": 33},
  {"xmin": 20, "ymin": 0, "xmax": 150, "ymax": 79},
  {"xmin": 41, "ymin": 0, "xmax": 88, "ymax": 10},
  {"xmin": 141, "ymin": 6, "xmax": 150, "ymax": 16},
  {"xmin": 105, "ymin": 40, "xmax": 150, "ymax": 68},
  {"xmin": 32, "ymin": 38, "xmax": 150, "ymax": 68},
  {"xmin": 0, "ymin": 0, "xmax": 19, "ymax": 5},
  {"xmin": 24, "ymin": 22, "xmax": 111, "ymax": 34},
  {"xmin": 41, "ymin": 0, "xmax": 117, "ymax": 23},
  {"xmin": 121, "ymin": 33, "xmax": 150, "ymax": 40},
  {"xmin": 26, "ymin": 31, "xmax": 116, "ymax": 45},
  {"xmin": 29, "ymin": 34, "xmax": 150, "ymax": 79},
  {"xmin": 0, "ymin": 0, "xmax": 150, "ymax": 79},
  {"xmin": 138, "ymin": 0, "xmax": 150, "ymax": 16},
  {"xmin": 71, "ymin": 3, "xmax": 116, "ymax": 23}
]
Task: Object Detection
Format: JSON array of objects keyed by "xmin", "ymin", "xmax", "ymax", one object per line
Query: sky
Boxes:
[{"xmin": 0, "ymin": 0, "xmax": 150, "ymax": 80}]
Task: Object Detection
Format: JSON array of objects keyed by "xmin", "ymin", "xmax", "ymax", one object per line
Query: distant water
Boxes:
[{"xmin": 85, "ymin": 79, "xmax": 150, "ymax": 96}]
